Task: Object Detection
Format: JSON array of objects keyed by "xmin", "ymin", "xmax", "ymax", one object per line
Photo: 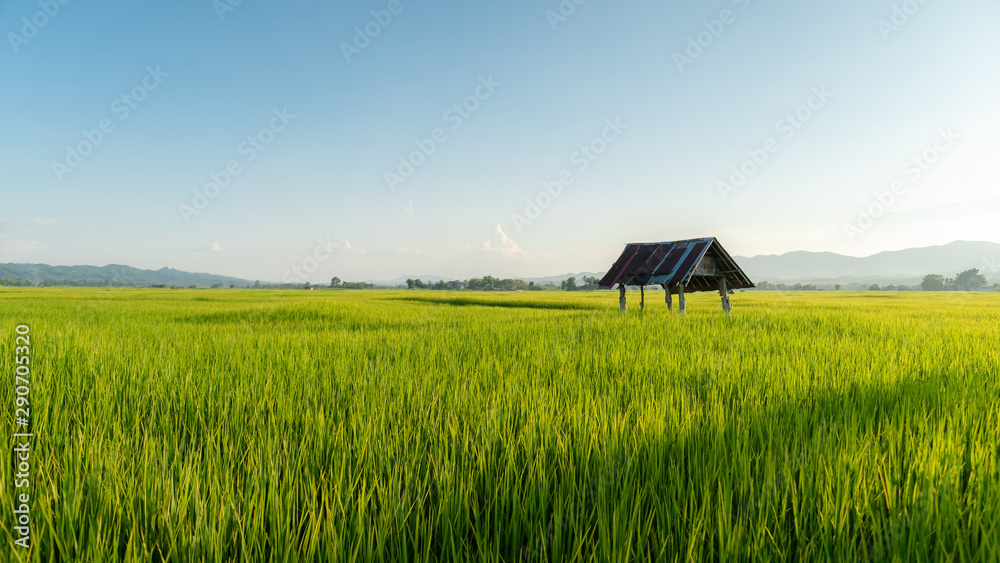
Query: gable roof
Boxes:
[{"xmin": 598, "ymin": 237, "xmax": 755, "ymax": 292}]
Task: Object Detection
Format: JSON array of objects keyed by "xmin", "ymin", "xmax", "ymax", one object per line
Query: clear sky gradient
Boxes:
[{"xmin": 2, "ymin": 0, "xmax": 998, "ymax": 282}]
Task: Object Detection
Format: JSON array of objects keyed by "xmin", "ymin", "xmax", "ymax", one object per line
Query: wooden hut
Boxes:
[{"xmin": 598, "ymin": 237, "xmax": 755, "ymax": 314}]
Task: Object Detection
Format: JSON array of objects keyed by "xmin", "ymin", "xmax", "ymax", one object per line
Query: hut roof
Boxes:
[{"xmin": 597, "ymin": 237, "xmax": 755, "ymax": 292}]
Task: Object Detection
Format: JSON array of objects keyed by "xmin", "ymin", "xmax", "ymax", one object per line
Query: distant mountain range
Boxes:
[
  {"xmin": 735, "ymin": 240, "xmax": 1000, "ymax": 286},
  {"xmin": 0, "ymin": 264, "xmax": 251, "ymax": 288},
  {"xmin": 376, "ymin": 241, "xmax": 1000, "ymax": 289},
  {"xmin": 3, "ymin": 241, "xmax": 997, "ymax": 289}
]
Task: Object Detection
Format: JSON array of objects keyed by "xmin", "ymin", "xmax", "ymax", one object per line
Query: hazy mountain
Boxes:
[
  {"xmin": 380, "ymin": 242, "xmax": 1000, "ymax": 289},
  {"xmin": 736, "ymin": 241, "xmax": 1000, "ymax": 285},
  {"xmin": 6, "ymin": 241, "xmax": 998, "ymax": 289},
  {"xmin": 0, "ymin": 264, "xmax": 252, "ymax": 287}
]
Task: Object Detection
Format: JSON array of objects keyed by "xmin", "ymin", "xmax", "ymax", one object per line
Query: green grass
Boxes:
[{"xmin": 1, "ymin": 288, "xmax": 998, "ymax": 562}]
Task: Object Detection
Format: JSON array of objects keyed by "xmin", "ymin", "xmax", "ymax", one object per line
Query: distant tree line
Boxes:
[
  {"xmin": 920, "ymin": 269, "xmax": 993, "ymax": 291},
  {"xmin": 329, "ymin": 277, "xmax": 377, "ymax": 290},
  {"xmin": 0, "ymin": 278, "xmax": 257, "ymax": 289},
  {"xmin": 866, "ymin": 284, "xmax": 920, "ymax": 292},
  {"xmin": 399, "ymin": 275, "xmax": 602, "ymax": 292},
  {"xmin": 754, "ymin": 268, "xmax": 998, "ymax": 292},
  {"xmin": 0, "ymin": 278, "xmax": 149, "ymax": 287},
  {"xmin": 0, "ymin": 278, "xmax": 51, "ymax": 287},
  {"xmin": 755, "ymin": 282, "xmax": 823, "ymax": 291},
  {"xmin": 560, "ymin": 276, "xmax": 600, "ymax": 291},
  {"xmin": 404, "ymin": 276, "xmax": 528, "ymax": 291}
]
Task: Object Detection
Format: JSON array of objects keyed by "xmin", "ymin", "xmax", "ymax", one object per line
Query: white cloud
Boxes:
[
  {"xmin": 33, "ymin": 218, "xmax": 57, "ymax": 226},
  {"xmin": 405, "ymin": 201, "xmax": 414, "ymax": 216},
  {"xmin": 341, "ymin": 240, "xmax": 366, "ymax": 255},
  {"xmin": 198, "ymin": 242, "xmax": 224, "ymax": 252},
  {"xmin": 480, "ymin": 224, "xmax": 528, "ymax": 259}
]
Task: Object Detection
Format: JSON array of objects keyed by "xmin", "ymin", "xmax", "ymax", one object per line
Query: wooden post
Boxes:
[
  {"xmin": 719, "ymin": 277, "xmax": 731, "ymax": 316},
  {"xmin": 619, "ymin": 283, "xmax": 627, "ymax": 312},
  {"xmin": 662, "ymin": 284, "xmax": 673, "ymax": 312},
  {"xmin": 678, "ymin": 283, "xmax": 686, "ymax": 314},
  {"xmin": 640, "ymin": 285, "xmax": 645, "ymax": 311}
]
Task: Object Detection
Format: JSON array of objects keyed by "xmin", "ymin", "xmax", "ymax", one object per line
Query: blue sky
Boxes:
[{"xmin": 1, "ymin": 0, "xmax": 998, "ymax": 283}]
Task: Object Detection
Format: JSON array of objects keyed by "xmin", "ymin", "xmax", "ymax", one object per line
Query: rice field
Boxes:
[{"xmin": 1, "ymin": 288, "xmax": 998, "ymax": 562}]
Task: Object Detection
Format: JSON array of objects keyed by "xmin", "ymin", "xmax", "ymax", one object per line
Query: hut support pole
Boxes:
[
  {"xmin": 678, "ymin": 283, "xmax": 686, "ymax": 314},
  {"xmin": 662, "ymin": 284, "xmax": 673, "ymax": 312},
  {"xmin": 719, "ymin": 278, "xmax": 732, "ymax": 316},
  {"xmin": 619, "ymin": 283, "xmax": 627, "ymax": 312},
  {"xmin": 640, "ymin": 286, "xmax": 645, "ymax": 310}
]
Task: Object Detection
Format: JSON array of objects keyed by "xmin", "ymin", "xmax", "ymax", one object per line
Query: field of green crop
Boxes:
[{"xmin": 1, "ymin": 288, "xmax": 998, "ymax": 562}]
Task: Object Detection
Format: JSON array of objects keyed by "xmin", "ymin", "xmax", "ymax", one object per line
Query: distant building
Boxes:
[{"xmin": 598, "ymin": 237, "xmax": 755, "ymax": 314}]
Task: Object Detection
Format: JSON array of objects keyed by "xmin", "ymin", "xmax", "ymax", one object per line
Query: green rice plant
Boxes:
[{"xmin": 0, "ymin": 288, "xmax": 998, "ymax": 561}]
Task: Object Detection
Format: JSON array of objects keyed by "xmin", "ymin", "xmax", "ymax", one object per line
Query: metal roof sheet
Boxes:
[{"xmin": 598, "ymin": 237, "xmax": 755, "ymax": 292}]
